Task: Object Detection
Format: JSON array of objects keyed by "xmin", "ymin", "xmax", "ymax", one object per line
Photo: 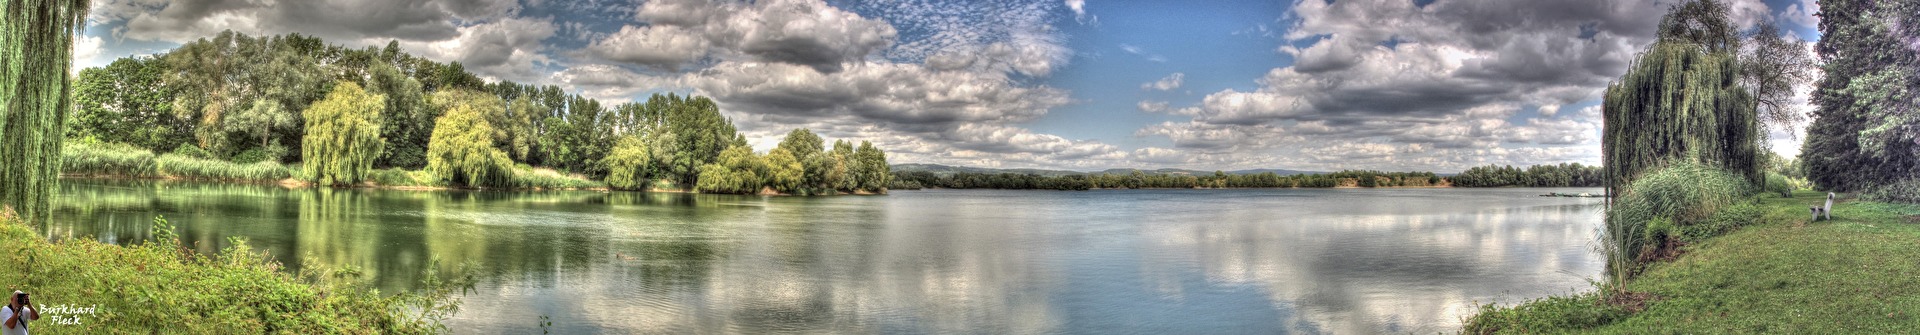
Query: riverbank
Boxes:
[
  {"xmin": 0, "ymin": 211, "xmax": 467, "ymax": 333},
  {"xmin": 1463, "ymin": 190, "xmax": 1920, "ymax": 333}
]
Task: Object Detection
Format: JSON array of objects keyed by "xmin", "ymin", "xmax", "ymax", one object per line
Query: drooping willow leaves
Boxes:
[
  {"xmin": 301, "ymin": 82, "xmax": 386, "ymax": 186},
  {"xmin": 1602, "ymin": 41, "xmax": 1762, "ymax": 196},
  {"xmin": 0, "ymin": 0, "xmax": 92, "ymax": 224}
]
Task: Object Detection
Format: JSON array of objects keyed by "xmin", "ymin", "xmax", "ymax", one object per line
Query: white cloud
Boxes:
[
  {"xmin": 1142, "ymin": 72, "xmax": 1184, "ymax": 91},
  {"xmin": 1780, "ymin": 0, "xmax": 1819, "ymax": 29},
  {"xmin": 71, "ymin": 34, "xmax": 106, "ymax": 73},
  {"xmin": 592, "ymin": 0, "xmax": 897, "ymax": 73}
]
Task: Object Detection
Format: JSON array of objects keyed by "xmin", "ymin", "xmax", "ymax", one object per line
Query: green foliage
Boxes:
[
  {"xmin": 763, "ymin": 148, "xmax": 804, "ymax": 194},
  {"xmin": 1602, "ymin": 41, "xmax": 1762, "ymax": 197},
  {"xmin": 156, "ymin": 154, "xmax": 294, "ymax": 182},
  {"xmin": 1451, "ymin": 163, "xmax": 1605, "ymax": 187},
  {"xmin": 301, "ymin": 82, "xmax": 386, "ymax": 186},
  {"xmin": 508, "ymin": 166, "xmax": 604, "ymax": 189},
  {"xmin": 1605, "ymin": 163, "xmax": 1751, "ymax": 281},
  {"xmin": 1461, "ymin": 293, "xmax": 1628, "ymax": 334},
  {"xmin": 778, "ymin": 129, "xmax": 829, "ymax": 192},
  {"xmin": 61, "ymin": 141, "xmax": 158, "ymax": 177},
  {"xmin": 0, "ymin": 0, "xmax": 92, "ymax": 224},
  {"xmin": 1800, "ymin": 0, "xmax": 1920, "ymax": 193},
  {"xmin": 368, "ymin": 168, "xmax": 436, "ymax": 187},
  {"xmin": 425, "ymin": 90, "xmax": 513, "ymax": 188},
  {"xmin": 601, "ymin": 134, "xmax": 654, "ymax": 190},
  {"xmin": 853, "ymin": 141, "xmax": 890, "ymax": 192},
  {"xmin": 828, "ymin": 140, "xmax": 855, "ymax": 191},
  {"xmin": 367, "ymin": 59, "xmax": 432, "ymax": 169},
  {"xmin": 0, "ymin": 214, "xmax": 466, "ymax": 333},
  {"xmin": 1764, "ymin": 172, "xmax": 1794, "ymax": 198},
  {"xmin": 231, "ymin": 144, "xmax": 289, "ymax": 164},
  {"xmin": 70, "ymin": 56, "xmax": 191, "ymax": 152},
  {"xmin": 72, "ymin": 31, "xmax": 898, "ymax": 195},
  {"xmin": 1866, "ymin": 179, "xmax": 1920, "ymax": 204},
  {"xmin": 695, "ymin": 145, "xmax": 764, "ymax": 194},
  {"xmin": 172, "ymin": 143, "xmax": 214, "ymax": 159}
]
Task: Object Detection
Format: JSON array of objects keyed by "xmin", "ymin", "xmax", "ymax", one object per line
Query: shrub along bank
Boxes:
[{"xmin": 0, "ymin": 213, "xmax": 470, "ymax": 333}]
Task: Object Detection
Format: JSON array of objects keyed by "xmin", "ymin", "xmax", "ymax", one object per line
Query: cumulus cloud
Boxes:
[
  {"xmin": 1142, "ymin": 72, "xmax": 1184, "ymax": 91},
  {"xmin": 91, "ymin": 0, "xmax": 550, "ymax": 81},
  {"xmin": 589, "ymin": 0, "xmax": 897, "ymax": 73},
  {"xmin": 1130, "ymin": 0, "xmax": 1674, "ymax": 171},
  {"xmin": 410, "ymin": 17, "xmax": 557, "ymax": 82}
]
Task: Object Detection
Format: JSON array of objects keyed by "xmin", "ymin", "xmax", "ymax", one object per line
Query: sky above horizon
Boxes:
[{"xmin": 75, "ymin": 0, "xmax": 1825, "ymax": 173}]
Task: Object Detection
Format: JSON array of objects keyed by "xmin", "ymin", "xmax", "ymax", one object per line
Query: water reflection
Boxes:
[{"xmin": 48, "ymin": 180, "xmax": 1604, "ymax": 333}]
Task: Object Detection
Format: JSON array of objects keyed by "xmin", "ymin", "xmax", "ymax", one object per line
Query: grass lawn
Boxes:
[{"xmin": 1466, "ymin": 190, "xmax": 1920, "ymax": 333}]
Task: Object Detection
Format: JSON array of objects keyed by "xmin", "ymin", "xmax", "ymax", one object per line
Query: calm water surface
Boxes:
[{"xmin": 47, "ymin": 179, "xmax": 1607, "ymax": 334}]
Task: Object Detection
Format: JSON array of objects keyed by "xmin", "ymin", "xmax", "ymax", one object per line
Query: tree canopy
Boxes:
[{"xmin": 1799, "ymin": 0, "xmax": 1920, "ymax": 197}]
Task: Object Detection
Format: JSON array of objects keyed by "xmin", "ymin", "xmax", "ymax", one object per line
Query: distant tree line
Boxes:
[
  {"xmin": 1449, "ymin": 163, "xmax": 1605, "ymax": 187},
  {"xmin": 65, "ymin": 30, "xmax": 891, "ymax": 194}
]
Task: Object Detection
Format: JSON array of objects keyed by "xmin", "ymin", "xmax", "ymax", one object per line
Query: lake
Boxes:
[{"xmin": 46, "ymin": 179, "xmax": 1607, "ymax": 334}]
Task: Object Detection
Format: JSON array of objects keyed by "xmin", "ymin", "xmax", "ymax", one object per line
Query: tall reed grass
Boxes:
[
  {"xmin": 61, "ymin": 141, "xmax": 158, "ymax": 177},
  {"xmin": 1603, "ymin": 163, "xmax": 1753, "ymax": 285}
]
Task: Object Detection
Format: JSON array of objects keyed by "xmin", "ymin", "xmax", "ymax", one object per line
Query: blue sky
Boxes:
[{"xmin": 75, "ymin": 0, "xmax": 1825, "ymax": 172}]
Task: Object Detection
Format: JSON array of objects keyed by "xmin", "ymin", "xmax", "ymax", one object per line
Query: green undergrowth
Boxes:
[
  {"xmin": 1464, "ymin": 190, "xmax": 1920, "ymax": 333},
  {"xmin": 0, "ymin": 214, "xmax": 472, "ymax": 334}
]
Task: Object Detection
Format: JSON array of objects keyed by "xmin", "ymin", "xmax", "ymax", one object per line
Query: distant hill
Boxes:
[{"xmin": 891, "ymin": 164, "xmax": 1323, "ymax": 177}]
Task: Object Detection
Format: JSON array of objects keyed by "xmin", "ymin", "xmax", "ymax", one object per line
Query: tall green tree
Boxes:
[
  {"xmin": 301, "ymin": 82, "xmax": 386, "ymax": 186},
  {"xmin": 425, "ymin": 90, "xmax": 513, "ymax": 188},
  {"xmin": 777, "ymin": 128, "xmax": 828, "ymax": 193},
  {"xmin": 366, "ymin": 59, "xmax": 432, "ymax": 169},
  {"xmin": 828, "ymin": 140, "xmax": 854, "ymax": 192},
  {"xmin": 763, "ymin": 148, "xmax": 804, "ymax": 194},
  {"xmin": 854, "ymin": 141, "xmax": 890, "ymax": 192},
  {"xmin": 0, "ymin": 0, "xmax": 91, "ymax": 224},
  {"xmin": 70, "ymin": 57, "xmax": 190, "ymax": 151},
  {"xmin": 1604, "ymin": 1, "xmax": 1766, "ymax": 195},
  {"xmin": 1801, "ymin": 0, "xmax": 1920, "ymax": 193}
]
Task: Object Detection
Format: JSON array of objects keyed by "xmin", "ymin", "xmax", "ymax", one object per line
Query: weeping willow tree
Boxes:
[
  {"xmin": 1602, "ymin": 41, "xmax": 1762, "ymax": 197},
  {"xmin": 1, "ymin": 0, "xmax": 91, "ymax": 224},
  {"xmin": 425, "ymin": 90, "xmax": 513, "ymax": 188},
  {"xmin": 301, "ymin": 82, "xmax": 386, "ymax": 186}
]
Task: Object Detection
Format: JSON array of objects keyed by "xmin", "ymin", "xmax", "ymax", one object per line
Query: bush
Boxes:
[
  {"xmin": 156, "ymin": 154, "xmax": 294, "ymax": 182},
  {"xmin": 1866, "ymin": 179, "xmax": 1920, "ymax": 204},
  {"xmin": 1765, "ymin": 172, "xmax": 1793, "ymax": 198},
  {"xmin": 172, "ymin": 143, "xmax": 214, "ymax": 160},
  {"xmin": 1606, "ymin": 163, "xmax": 1752, "ymax": 277},
  {"xmin": 0, "ymin": 215, "xmax": 466, "ymax": 333},
  {"xmin": 230, "ymin": 144, "xmax": 289, "ymax": 164},
  {"xmin": 62, "ymin": 141, "xmax": 158, "ymax": 177}
]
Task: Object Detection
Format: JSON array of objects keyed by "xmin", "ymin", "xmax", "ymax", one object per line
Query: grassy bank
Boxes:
[
  {"xmin": 64, "ymin": 142, "xmax": 602, "ymax": 190},
  {"xmin": 1464, "ymin": 190, "xmax": 1920, "ymax": 333},
  {"xmin": 0, "ymin": 213, "xmax": 469, "ymax": 333}
]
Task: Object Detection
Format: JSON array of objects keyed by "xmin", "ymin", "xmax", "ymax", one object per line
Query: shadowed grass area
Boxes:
[
  {"xmin": 0, "ymin": 213, "xmax": 470, "ymax": 334},
  {"xmin": 1464, "ymin": 190, "xmax": 1920, "ymax": 333}
]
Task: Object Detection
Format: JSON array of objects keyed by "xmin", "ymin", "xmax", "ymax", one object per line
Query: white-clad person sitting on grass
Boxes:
[{"xmin": 2, "ymin": 290, "xmax": 35, "ymax": 335}]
